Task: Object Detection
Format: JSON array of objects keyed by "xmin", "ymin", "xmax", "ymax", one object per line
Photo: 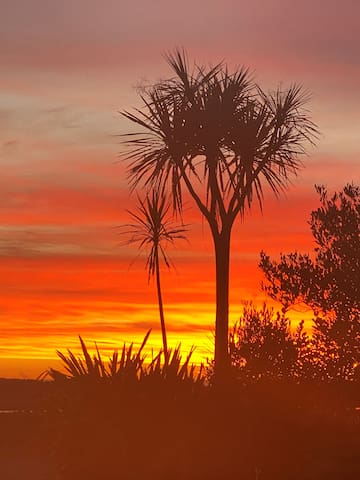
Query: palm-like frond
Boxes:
[
  {"xmin": 125, "ymin": 190, "xmax": 187, "ymax": 281},
  {"xmin": 121, "ymin": 48, "xmax": 318, "ymax": 228},
  {"xmin": 121, "ymin": 48, "xmax": 318, "ymax": 373}
]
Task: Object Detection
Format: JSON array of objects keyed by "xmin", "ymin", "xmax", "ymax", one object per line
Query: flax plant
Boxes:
[
  {"xmin": 48, "ymin": 330, "xmax": 151, "ymax": 382},
  {"xmin": 47, "ymin": 331, "xmax": 203, "ymax": 385}
]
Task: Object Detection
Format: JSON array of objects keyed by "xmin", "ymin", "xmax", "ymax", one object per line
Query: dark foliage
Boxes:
[
  {"xmin": 260, "ymin": 184, "xmax": 360, "ymax": 380},
  {"xmin": 122, "ymin": 48, "xmax": 318, "ymax": 373},
  {"xmin": 125, "ymin": 192, "xmax": 187, "ymax": 356},
  {"xmin": 260, "ymin": 184, "xmax": 360, "ymax": 317},
  {"xmin": 3, "ymin": 332, "xmax": 360, "ymax": 479},
  {"xmin": 47, "ymin": 331, "xmax": 203, "ymax": 387},
  {"xmin": 229, "ymin": 303, "xmax": 311, "ymax": 381},
  {"xmin": 125, "ymin": 192, "xmax": 187, "ymax": 283}
]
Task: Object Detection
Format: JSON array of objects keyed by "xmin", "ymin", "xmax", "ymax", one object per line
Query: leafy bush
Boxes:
[
  {"xmin": 260, "ymin": 184, "xmax": 360, "ymax": 381},
  {"xmin": 228, "ymin": 303, "xmax": 310, "ymax": 381}
]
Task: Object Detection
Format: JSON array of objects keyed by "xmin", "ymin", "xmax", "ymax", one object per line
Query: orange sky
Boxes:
[{"xmin": 1, "ymin": 0, "xmax": 359, "ymax": 378}]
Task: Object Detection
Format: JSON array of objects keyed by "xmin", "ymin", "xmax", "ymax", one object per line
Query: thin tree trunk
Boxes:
[
  {"xmin": 155, "ymin": 249, "xmax": 168, "ymax": 361},
  {"xmin": 213, "ymin": 228, "xmax": 231, "ymax": 378}
]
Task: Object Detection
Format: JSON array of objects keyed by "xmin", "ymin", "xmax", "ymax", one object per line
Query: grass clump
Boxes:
[{"xmin": 47, "ymin": 330, "xmax": 203, "ymax": 386}]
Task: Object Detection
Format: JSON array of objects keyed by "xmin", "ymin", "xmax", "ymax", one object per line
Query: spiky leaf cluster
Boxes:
[
  {"xmin": 125, "ymin": 191, "xmax": 187, "ymax": 282},
  {"xmin": 122, "ymin": 49, "xmax": 317, "ymax": 234}
]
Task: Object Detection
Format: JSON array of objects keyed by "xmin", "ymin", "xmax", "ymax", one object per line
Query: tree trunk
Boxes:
[
  {"xmin": 155, "ymin": 250, "xmax": 168, "ymax": 361},
  {"xmin": 213, "ymin": 228, "xmax": 231, "ymax": 378}
]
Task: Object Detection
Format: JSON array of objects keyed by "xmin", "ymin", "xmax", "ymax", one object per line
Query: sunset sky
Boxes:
[{"xmin": 1, "ymin": 0, "xmax": 359, "ymax": 377}]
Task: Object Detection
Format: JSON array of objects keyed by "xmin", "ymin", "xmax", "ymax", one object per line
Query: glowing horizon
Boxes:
[{"xmin": 1, "ymin": 0, "xmax": 359, "ymax": 378}]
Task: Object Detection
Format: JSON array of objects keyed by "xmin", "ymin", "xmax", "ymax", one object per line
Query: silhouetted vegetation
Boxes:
[
  {"xmin": 40, "ymin": 290, "xmax": 359, "ymax": 479},
  {"xmin": 122, "ymin": 48, "xmax": 318, "ymax": 375},
  {"xmin": 3, "ymin": 315, "xmax": 360, "ymax": 479},
  {"xmin": 125, "ymin": 191, "xmax": 187, "ymax": 358},
  {"xmin": 47, "ymin": 331, "xmax": 202, "ymax": 386},
  {"xmin": 229, "ymin": 303, "xmax": 310, "ymax": 381},
  {"xmin": 41, "ymin": 347, "xmax": 360, "ymax": 479},
  {"xmin": 260, "ymin": 184, "xmax": 360, "ymax": 381}
]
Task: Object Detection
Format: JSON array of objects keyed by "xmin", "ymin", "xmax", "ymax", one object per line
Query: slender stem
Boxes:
[{"xmin": 155, "ymin": 247, "xmax": 168, "ymax": 362}]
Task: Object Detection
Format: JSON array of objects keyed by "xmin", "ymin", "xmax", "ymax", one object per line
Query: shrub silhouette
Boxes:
[
  {"xmin": 229, "ymin": 303, "xmax": 310, "ymax": 381},
  {"xmin": 260, "ymin": 184, "xmax": 360, "ymax": 380}
]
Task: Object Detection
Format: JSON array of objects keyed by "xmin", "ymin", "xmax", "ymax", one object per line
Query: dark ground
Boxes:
[
  {"xmin": 0, "ymin": 379, "xmax": 57, "ymax": 479},
  {"xmin": 0, "ymin": 378, "xmax": 360, "ymax": 480}
]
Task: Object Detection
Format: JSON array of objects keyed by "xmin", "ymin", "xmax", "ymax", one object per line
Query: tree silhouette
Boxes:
[
  {"xmin": 229, "ymin": 303, "xmax": 310, "ymax": 381},
  {"xmin": 126, "ymin": 191, "xmax": 187, "ymax": 358},
  {"xmin": 122, "ymin": 49, "xmax": 317, "ymax": 375},
  {"xmin": 260, "ymin": 184, "xmax": 360, "ymax": 379}
]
